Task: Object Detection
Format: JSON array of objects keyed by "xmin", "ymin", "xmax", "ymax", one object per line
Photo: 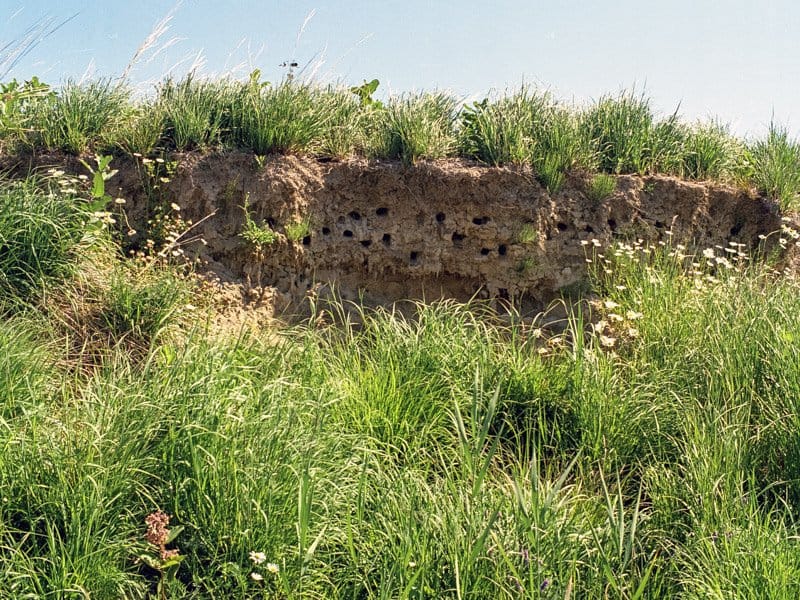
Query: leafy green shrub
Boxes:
[
  {"xmin": 29, "ymin": 79, "xmax": 129, "ymax": 153},
  {"xmin": 0, "ymin": 77, "xmax": 54, "ymax": 153},
  {"xmin": 350, "ymin": 78, "xmax": 382, "ymax": 108},
  {"xmin": 240, "ymin": 198, "xmax": 277, "ymax": 250},
  {"xmin": 0, "ymin": 180, "xmax": 87, "ymax": 301}
]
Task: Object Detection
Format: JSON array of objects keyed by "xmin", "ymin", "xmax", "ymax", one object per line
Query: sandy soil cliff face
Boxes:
[
  {"xmin": 2, "ymin": 151, "xmax": 781, "ymax": 314},
  {"xmin": 146, "ymin": 153, "xmax": 779, "ymax": 312}
]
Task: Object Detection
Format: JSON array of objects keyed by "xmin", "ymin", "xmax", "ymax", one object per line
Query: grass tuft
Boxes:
[
  {"xmin": 29, "ymin": 79, "xmax": 129, "ymax": 153},
  {"xmin": 100, "ymin": 263, "xmax": 188, "ymax": 346},
  {"xmin": 370, "ymin": 92, "xmax": 457, "ymax": 165},
  {"xmin": 746, "ymin": 123, "xmax": 800, "ymax": 210},
  {"xmin": 587, "ymin": 172, "xmax": 617, "ymax": 202},
  {"xmin": 0, "ymin": 179, "xmax": 88, "ymax": 302},
  {"xmin": 158, "ymin": 76, "xmax": 231, "ymax": 151},
  {"xmin": 231, "ymin": 80, "xmax": 330, "ymax": 155}
]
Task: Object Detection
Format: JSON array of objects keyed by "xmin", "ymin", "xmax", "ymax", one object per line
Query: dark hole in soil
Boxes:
[
  {"xmin": 410, "ymin": 251, "xmax": 420, "ymax": 264},
  {"xmin": 321, "ymin": 227, "xmax": 330, "ymax": 235},
  {"xmin": 382, "ymin": 233, "xmax": 391, "ymax": 246},
  {"xmin": 360, "ymin": 240, "xmax": 372, "ymax": 247},
  {"xmin": 730, "ymin": 221, "xmax": 743, "ymax": 236},
  {"xmin": 302, "ymin": 236, "xmax": 311, "ymax": 246},
  {"xmin": 452, "ymin": 232, "xmax": 465, "ymax": 243},
  {"xmin": 585, "ymin": 225, "xmax": 594, "ymax": 233},
  {"xmin": 498, "ymin": 244, "xmax": 507, "ymax": 256},
  {"xmin": 480, "ymin": 248, "xmax": 491, "ymax": 256},
  {"xmin": 376, "ymin": 207, "xmax": 388, "ymax": 216},
  {"xmin": 343, "ymin": 230, "xmax": 354, "ymax": 237},
  {"xmin": 655, "ymin": 220, "xmax": 664, "ymax": 229},
  {"xmin": 607, "ymin": 219, "xmax": 617, "ymax": 230},
  {"xmin": 556, "ymin": 222, "xmax": 567, "ymax": 231},
  {"xmin": 436, "ymin": 212, "xmax": 446, "ymax": 223},
  {"xmin": 266, "ymin": 217, "xmax": 276, "ymax": 228},
  {"xmin": 473, "ymin": 216, "xmax": 490, "ymax": 225},
  {"xmin": 349, "ymin": 211, "xmax": 361, "ymax": 221},
  {"xmin": 498, "ymin": 288, "xmax": 509, "ymax": 300}
]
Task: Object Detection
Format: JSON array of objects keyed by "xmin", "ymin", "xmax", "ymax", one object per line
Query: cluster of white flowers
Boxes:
[{"xmin": 249, "ymin": 551, "xmax": 279, "ymax": 582}]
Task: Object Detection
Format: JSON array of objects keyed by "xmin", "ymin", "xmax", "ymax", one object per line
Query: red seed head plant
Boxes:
[{"xmin": 141, "ymin": 510, "xmax": 185, "ymax": 599}]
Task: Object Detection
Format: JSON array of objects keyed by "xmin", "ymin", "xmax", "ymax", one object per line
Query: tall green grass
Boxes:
[
  {"xmin": 28, "ymin": 79, "xmax": 129, "ymax": 153},
  {"xmin": 579, "ymin": 90, "xmax": 682, "ymax": 175},
  {"xmin": 3, "ymin": 202, "xmax": 800, "ymax": 597},
  {"xmin": 459, "ymin": 89, "xmax": 589, "ymax": 192},
  {"xmin": 157, "ymin": 76, "xmax": 232, "ymax": 151},
  {"xmin": 2, "ymin": 75, "xmax": 800, "ymax": 207},
  {"xmin": 0, "ymin": 179, "xmax": 89, "ymax": 302},
  {"xmin": 229, "ymin": 79, "xmax": 332, "ymax": 155},
  {"xmin": 101, "ymin": 101, "xmax": 166, "ymax": 156},
  {"xmin": 680, "ymin": 121, "xmax": 743, "ymax": 181},
  {"xmin": 459, "ymin": 89, "xmax": 545, "ymax": 166},
  {"xmin": 100, "ymin": 263, "xmax": 189, "ymax": 347},
  {"xmin": 314, "ymin": 88, "xmax": 365, "ymax": 158},
  {"xmin": 746, "ymin": 123, "xmax": 800, "ymax": 210},
  {"xmin": 369, "ymin": 92, "xmax": 458, "ymax": 165}
]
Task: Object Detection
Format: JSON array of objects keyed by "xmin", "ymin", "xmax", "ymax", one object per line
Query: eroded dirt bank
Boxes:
[
  {"xmin": 3, "ymin": 151, "xmax": 785, "ymax": 314},
  {"xmin": 153, "ymin": 153, "xmax": 781, "ymax": 311}
]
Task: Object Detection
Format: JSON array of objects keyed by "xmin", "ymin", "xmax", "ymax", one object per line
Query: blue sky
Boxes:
[{"xmin": 2, "ymin": 0, "xmax": 799, "ymax": 138}]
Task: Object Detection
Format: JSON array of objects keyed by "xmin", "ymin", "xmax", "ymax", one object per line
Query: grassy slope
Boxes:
[{"xmin": 1, "ymin": 174, "xmax": 800, "ymax": 597}]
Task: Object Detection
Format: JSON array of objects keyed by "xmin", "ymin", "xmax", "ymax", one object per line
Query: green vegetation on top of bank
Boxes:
[{"xmin": 2, "ymin": 74, "xmax": 800, "ymax": 209}]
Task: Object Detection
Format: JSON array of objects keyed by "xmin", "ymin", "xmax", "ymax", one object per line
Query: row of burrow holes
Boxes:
[
  {"xmin": 303, "ymin": 208, "xmax": 508, "ymax": 265},
  {"xmin": 286, "ymin": 207, "xmax": 620, "ymax": 266}
]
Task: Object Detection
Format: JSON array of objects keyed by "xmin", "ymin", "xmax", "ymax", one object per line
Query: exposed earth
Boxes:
[{"xmin": 2, "ymin": 151, "xmax": 789, "ymax": 320}]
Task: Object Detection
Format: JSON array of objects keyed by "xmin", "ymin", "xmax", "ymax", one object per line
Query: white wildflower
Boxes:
[
  {"xmin": 600, "ymin": 335, "xmax": 617, "ymax": 348},
  {"xmin": 249, "ymin": 551, "xmax": 266, "ymax": 565}
]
